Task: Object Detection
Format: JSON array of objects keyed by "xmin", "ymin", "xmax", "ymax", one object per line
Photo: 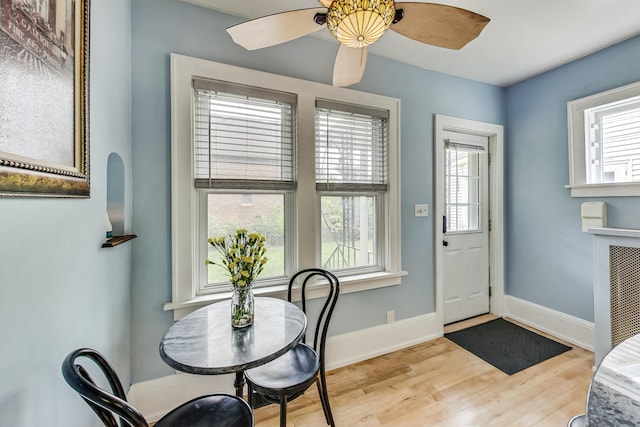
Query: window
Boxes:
[
  {"xmin": 445, "ymin": 142, "xmax": 483, "ymax": 232},
  {"xmin": 192, "ymin": 79, "xmax": 294, "ymax": 291},
  {"xmin": 585, "ymin": 97, "xmax": 640, "ymax": 184},
  {"xmin": 169, "ymin": 54, "xmax": 403, "ymax": 314},
  {"xmin": 567, "ymin": 80, "xmax": 640, "ymax": 197},
  {"xmin": 315, "ymin": 101, "xmax": 387, "ymax": 272}
]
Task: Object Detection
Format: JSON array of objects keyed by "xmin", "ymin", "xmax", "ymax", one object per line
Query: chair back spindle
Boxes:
[
  {"xmin": 287, "ymin": 268, "xmax": 340, "ymax": 356},
  {"xmin": 63, "ymin": 348, "xmax": 254, "ymax": 427},
  {"xmin": 62, "ymin": 348, "xmax": 149, "ymax": 427}
]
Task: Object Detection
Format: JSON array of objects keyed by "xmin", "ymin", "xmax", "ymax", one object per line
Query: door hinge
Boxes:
[
  {"xmin": 488, "ymin": 218, "xmax": 492, "ymax": 232},
  {"xmin": 488, "ymin": 152, "xmax": 492, "ymax": 166},
  {"xmin": 489, "ymin": 286, "xmax": 492, "ymax": 297}
]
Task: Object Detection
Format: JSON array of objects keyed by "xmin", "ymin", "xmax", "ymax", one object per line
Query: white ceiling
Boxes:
[{"xmin": 182, "ymin": 0, "xmax": 640, "ymax": 87}]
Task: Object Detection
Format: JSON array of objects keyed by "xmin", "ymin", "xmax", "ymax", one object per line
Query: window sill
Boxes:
[
  {"xmin": 164, "ymin": 270, "xmax": 407, "ymax": 320},
  {"xmin": 566, "ymin": 182, "xmax": 640, "ymax": 197}
]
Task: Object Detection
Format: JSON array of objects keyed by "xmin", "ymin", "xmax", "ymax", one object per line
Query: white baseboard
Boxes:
[
  {"xmin": 504, "ymin": 295, "xmax": 594, "ymax": 351},
  {"xmin": 325, "ymin": 312, "xmax": 440, "ymax": 370},
  {"xmin": 128, "ymin": 372, "xmax": 235, "ymax": 422},
  {"xmin": 128, "ymin": 312, "xmax": 440, "ymax": 422}
]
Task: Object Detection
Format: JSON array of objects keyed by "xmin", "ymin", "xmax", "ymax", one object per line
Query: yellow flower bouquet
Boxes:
[{"xmin": 206, "ymin": 229, "xmax": 268, "ymax": 327}]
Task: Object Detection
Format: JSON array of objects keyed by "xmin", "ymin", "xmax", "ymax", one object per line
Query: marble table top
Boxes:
[
  {"xmin": 587, "ymin": 334, "xmax": 640, "ymax": 426},
  {"xmin": 160, "ymin": 297, "xmax": 307, "ymax": 375}
]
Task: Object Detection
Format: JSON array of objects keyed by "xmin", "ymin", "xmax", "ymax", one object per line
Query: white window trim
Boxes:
[
  {"xmin": 167, "ymin": 53, "xmax": 405, "ymax": 318},
  {"xmin": 567, "ymin": 80, "xmax": 640, "ymax": 197}
]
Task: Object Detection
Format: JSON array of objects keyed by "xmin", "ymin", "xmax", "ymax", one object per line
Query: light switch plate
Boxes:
[{"xmin": 414, "ymin": 204, "xmax": 428, "ymax": 217}]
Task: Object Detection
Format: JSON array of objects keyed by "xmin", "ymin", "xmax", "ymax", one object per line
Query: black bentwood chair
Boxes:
[
  {"xmin": 62, "ymin": 348, "xmax": 254, "ymax": 427},
  {"xmin": 244, "ymin": 268, "xmax": 340, "ymax": 427}
]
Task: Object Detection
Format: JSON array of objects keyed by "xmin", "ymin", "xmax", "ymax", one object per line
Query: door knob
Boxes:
[{"xmin": 443, "ymin": 240, "xmax": 449, "ymax": 246}]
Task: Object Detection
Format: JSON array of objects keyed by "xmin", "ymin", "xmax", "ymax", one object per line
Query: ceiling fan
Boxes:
[{"xmin": 226, "ymin": 0, "xmax": 490, "ymax": 87}]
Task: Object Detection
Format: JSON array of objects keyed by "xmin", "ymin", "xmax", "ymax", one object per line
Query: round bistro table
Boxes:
[{"xmin": 160, "ymin": 297, "xmax": 307, "ymax": 397}]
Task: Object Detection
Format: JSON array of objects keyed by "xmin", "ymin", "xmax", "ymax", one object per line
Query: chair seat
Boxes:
[
  {"xmin": 156, "ymin": 394, "xmax": 253, "ymax": 427},
  {"xmin": 245, "ymin": 343, "xmax": 320, "ymax": 395}
]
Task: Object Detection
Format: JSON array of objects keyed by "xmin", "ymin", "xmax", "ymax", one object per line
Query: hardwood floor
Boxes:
[{"xmin": 253, "ymin": 316, "xmax": 594, "ymax": 426}]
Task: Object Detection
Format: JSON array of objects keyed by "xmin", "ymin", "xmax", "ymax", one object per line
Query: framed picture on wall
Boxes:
[{"xmin": 0, "ymin": 0, "xmax": 90, "ymax": 198}]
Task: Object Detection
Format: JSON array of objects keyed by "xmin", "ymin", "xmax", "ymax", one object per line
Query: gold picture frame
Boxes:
[{"xmin": 0, "ymin": 0, "xmax": 90, "ymax": 197}]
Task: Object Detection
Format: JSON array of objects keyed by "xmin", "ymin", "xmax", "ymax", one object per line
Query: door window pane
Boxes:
[
  {"xmin": 321, "ymin": 195, "xmax": 376, "ymax": 270},
  {"xmin": 206, "ymin": 193, "xmax": 285, "ymax": 287},
  {"xmin": 446, "ymin": 148, "xmax": 481, "ymax": 232}
]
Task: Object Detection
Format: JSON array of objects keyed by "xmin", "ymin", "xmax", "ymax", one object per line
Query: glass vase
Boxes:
[{"xmin": 231, "ymin": 287, "xmax": 254, "ymax": 328}]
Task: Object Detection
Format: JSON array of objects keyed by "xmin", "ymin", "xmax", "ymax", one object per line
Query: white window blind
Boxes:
[
  {"xmin": 587, "ymin": 95, "xmax": 640, "ymax": 184},
  {"xmin": 315, "ymin": 100, "xmax": 388, "ymax": 192},
  {"xmin": 193, "ymin": 78, "xmax": 296, "ymax": 190}
]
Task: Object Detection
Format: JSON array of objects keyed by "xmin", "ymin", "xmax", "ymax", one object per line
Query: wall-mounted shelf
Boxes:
[{"xmin": 102, "ymin": 234, "xmax": 137, "ymax": 248}]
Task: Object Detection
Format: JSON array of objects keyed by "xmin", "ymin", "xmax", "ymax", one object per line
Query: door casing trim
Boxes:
[{"xmin": 434, "ymin": 115, "xmax": 505, "ymax": 327}]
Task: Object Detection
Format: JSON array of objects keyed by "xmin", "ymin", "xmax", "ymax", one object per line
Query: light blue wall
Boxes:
[
  {"xmin": 505, "ymin": 35, "xmax": 640, "ymax": 322},
  {"xmin": 0, "ymin": 1, "xmax": 133, "ymax": 426},
  {"xmin": 130, "ymin": 0, "xmax": 504, "ymax": 382},
  {"xmin": 3, "ymin": 0, "xmax": 638, "ymax": 417}
]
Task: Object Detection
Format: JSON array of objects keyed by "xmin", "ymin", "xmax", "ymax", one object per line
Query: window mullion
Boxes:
[
  {"xmin": 196, "ymin": 191, "xmax": 209, "ymax": 299},
  {"xmin": 297, "ymin": 95, "xmax": 318, "ymax": 270}
]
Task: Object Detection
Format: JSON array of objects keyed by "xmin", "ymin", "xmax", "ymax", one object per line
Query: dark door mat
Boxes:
[{"xmin": 444, "ymin": 318, "xmax": 571, "ymax": 375}]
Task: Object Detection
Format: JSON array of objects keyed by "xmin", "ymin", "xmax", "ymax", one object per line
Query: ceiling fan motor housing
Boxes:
[{"xmin": 327, "ymin": 0, "xmax": 396, "ymax": 48}]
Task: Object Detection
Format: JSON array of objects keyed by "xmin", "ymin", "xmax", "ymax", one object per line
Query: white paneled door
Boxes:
[{"xmin": 442, "ymin": 131, "xmax": 490, "ymax": 324}]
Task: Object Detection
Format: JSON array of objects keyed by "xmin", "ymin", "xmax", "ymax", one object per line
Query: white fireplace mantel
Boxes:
[
  {"xmin": 589, "ymin": 227, "xmax": 640, "ymax": 366},
  {"xmin": 589, "ymin": 227, "xmax": 640, "ymax": 239}
]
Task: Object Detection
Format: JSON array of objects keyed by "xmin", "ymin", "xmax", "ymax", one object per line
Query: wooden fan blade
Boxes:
[
  {"xmin": 333, "ymin": 45, "xmax": 368, "ymax": 87},
  {"xmin": 227, "ymin": 8, "xmax": 326, "ymax": 51},
  {"xmin": 391, "ymin": 3, "xmax": 490, "ymax": 50}
]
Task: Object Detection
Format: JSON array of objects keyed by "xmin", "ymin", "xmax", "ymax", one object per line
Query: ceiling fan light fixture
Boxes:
[{"xmin": 327, "ymin": 0, "xmax": 395, "ymax": 48}]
